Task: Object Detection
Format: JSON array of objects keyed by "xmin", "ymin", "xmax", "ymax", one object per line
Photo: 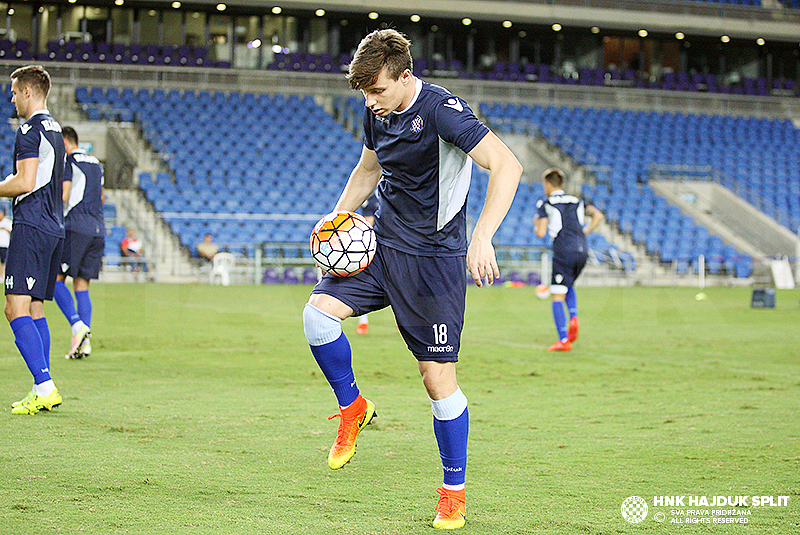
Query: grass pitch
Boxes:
[{"xmin": 1, "ymin": 283, "xmax": 798, "ymax": 534}]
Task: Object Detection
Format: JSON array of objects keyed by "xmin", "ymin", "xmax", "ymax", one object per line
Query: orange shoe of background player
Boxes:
[
  {"xmin": 548, "ymin": 339, "xmax": 572, "ymax": 351},
  {"xmin": 568, "ymin": 316, "xmax": 579, "ymax": 342},
  {"xmin": 356, "ymin": 323, "xmax": 369, "ymax": 334}
]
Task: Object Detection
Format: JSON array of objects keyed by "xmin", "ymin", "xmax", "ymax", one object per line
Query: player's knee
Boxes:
[{"xmin": 303, "ymin": 303, "xmax": 343, "ymax": 346}]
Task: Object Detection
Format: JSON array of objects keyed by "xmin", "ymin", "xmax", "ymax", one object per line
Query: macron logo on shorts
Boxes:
[
  {"xmin": 26, "ymin": 277, "xmax": 35, "ymax": 290},
  {"xmin": 61, "ymin": 263, "xmax": 69, "ymax": 272},
  {"xmin": 4, "ymin": 276, "xmax": 12, "ymax": 289}
]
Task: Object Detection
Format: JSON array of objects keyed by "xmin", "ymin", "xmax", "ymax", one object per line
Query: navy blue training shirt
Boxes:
[
  {"xmin": 536, "ymin": 189, "xmax": 588, "ymax": 254},
  {"xmin": 363, "ymin": 79, "xmax": 489, "ymax": 256},
  {"xmin": 63, "ymin": 148, "xmax": 105, "ymax": 237},
  {"xmin": 11, "ymin": 109, "xmax": 65, "ymax": 237}
]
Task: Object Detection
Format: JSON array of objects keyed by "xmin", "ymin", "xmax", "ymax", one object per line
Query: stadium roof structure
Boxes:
[{"xmin": 180, "ymin": 0, "xmax": 800, "ymax": 40}]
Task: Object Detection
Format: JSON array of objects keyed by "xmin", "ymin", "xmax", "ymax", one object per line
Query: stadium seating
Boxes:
[
  {"xmin": 36, "ymin": 40, "xmax": 218, "ymax": 67},
  {"xmin": 76, "ymin": 87, "xmax": 364, "ymax": 259},
  {"xmin": 105, "ymin": 225, "xmax": 126, "ymax": 267},
  {"xmin": 77, "ymin": 85, "xmax": 795, "ymax": 279},
  {"xmin": 480, "ymin": 103, "xmax": 800, "ymax": 277}
]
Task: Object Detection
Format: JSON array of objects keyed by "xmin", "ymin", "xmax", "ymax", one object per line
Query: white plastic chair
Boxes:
[{"xmin": 210, "ymin": 252, "xmax": 235, "ymax": 286}]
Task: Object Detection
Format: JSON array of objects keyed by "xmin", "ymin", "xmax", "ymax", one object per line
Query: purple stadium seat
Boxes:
[
  {"xmin": 302, "ymin": 269, "xmax": 318, "ymax": 284},
  {"xmin": 262, "ymin": 268, "xmax": 281, "ymax": 284},
  {"xmin": 283, "ymin": 268, "xmax": 300, "ymax": 284}
]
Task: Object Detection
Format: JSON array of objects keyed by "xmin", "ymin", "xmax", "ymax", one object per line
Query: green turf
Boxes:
[{"xmin": 1, "ymin": 284, "xmax": 798, "ymax": 534}]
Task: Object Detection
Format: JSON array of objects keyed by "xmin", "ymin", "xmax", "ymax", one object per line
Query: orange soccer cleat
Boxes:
[
  {"xmin": 433, "ymin": 487, "xmax": 466, "ymax": 529},
  {"xmin": 327, "ymin": 395, "xmax": 377, "ymax": 469},
  {"xmin": 568, "ymin": 316, "xmax": 580, "ymax": 342},
  {"xmin": 356, "ymin": 323, "xmax": 369, "ymax": 335},
  {"xmin": 548, "ymin": 339, "xmax": 572, "ymax": 351}
]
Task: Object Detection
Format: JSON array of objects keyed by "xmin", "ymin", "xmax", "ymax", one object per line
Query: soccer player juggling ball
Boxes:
[
  {"xmin": 0, "ymin": 65, "xmax": 66, "ymax": 414},
  {"xmin": 302, "ymin": 29, "xmax": 522, "ymax": 529},
  {"xmin": 534, "ymin": 168, "xmax": 605, "ymax": 352}
]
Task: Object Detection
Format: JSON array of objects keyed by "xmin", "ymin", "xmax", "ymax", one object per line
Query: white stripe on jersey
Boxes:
[
  {"xmin": 436, "ymin": 138, "xmax": 472, "ymax": 231},
  {"xmin": 544, "ymin": 193, "xmax": 584, "ymax": 239},
  {"xmin": 15, "ymin": 132, "xmax": 58, "ymax": 204},
  {"xmin": 64, "ymin": 163, "xmax": 87, "ymax": 217}
]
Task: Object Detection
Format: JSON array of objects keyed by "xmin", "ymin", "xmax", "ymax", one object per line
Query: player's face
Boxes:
[
  {"xmin": 10, "ymin": 78, "xmax": 28, "ymax": 118},
  {"xmin": 361, "ymin": 67, "xmax": 412, "ymax": 117}
]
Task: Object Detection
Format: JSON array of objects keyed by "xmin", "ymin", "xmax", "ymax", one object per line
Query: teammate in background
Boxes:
[
  {"xmin": 0, "ymin": 209, "xmax": 12, "ymax": 279},
  {"xmin": 53, "ymin": 126, "xmax": 105, "ymax": 360},
  {"xmin": 1, "ymin": 65, "xmax": 65, "ymax": 414},
  {"xmin": 302, "ymin": 30, "xmax": 521, "ymax": 529},
  {"xmin": 120, "ymin": 227, "xmax": 148, "ymax": 273},
  {"xmin": 196, "ymin": 233, "xmax": 219, "ymax": 262},
  {"xmin": 534, "ymin": 168, "xmax": 604, "ymax": 352},
  {"xmin": 355, "ymin": 191, "xmax": 378, "ymax": 334}
]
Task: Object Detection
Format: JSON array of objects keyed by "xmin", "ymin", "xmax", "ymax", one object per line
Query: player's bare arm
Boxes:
[
  {"xmin": 583, "ymin": 204, "xmax": 605, "ymax": 235},
  {"xmin": 465, "ymin": 131, "xmax": 522, "ymax": 286},
  {"xmin": 334, "ymin": 145, "xmax": 382, "ymax": 213},
  {"xmin": 62, "ymin": 180, "xmax": 72, "ymax": 202},
  {"xmin": 0, "ymin": 157, "xmax": 39, "ymax": 198},
  {"xmin": 535, "ymin": 216, "xmax": 548, "ymax": 238}
]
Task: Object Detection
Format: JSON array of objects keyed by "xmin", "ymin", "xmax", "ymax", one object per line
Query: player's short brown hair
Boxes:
[
  {"xmin": 10, "ymin": 65, "xmax": 51, "ymax": 99},
  {"xmin": 542, "ymin": 168, "xmax": 566, "ymax": 187},
  {"xmin": 347, "ymin": 29, "xmax": 413, "ymax": 91},
  {"xmin": 62, "ymin": 126, "xmax": 79, "ymax": 145}
]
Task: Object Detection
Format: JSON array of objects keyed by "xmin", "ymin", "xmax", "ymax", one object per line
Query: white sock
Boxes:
[
  {"xmin": 358, "ymin": 314, "xmax": 368, "ymax": 325},
  {"xmin": 71, "ymin": 320, "xmax": 87, "ymax": 336},
  {"xmin": 442, "ymin": 483, "xmax": 465, "ymax": 491},
  {"xmin": 429, "ymin": 387, "xmax": 468, "ymax": 421},
  {"xmin": 35, "ymin": 380, "xmax": 56, "ymax": 397}
]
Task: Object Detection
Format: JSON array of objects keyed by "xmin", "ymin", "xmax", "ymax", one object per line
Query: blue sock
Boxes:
[
  {"xmin": 433, "ymin": 408, "xmax": 469, "ymax": 487},
  {"xmin": 33, "ymin": 317, "xmax": 51, "ymax": 371},
  {"xmin": 11, "ymin": 316, "xmax": 50, "ymax": 384},
  {"xmin": 552, "ymin": 301, "xmax": 568, "ymax": 342},
  {"xmin": 565, "ymin": 286, "xmax": 578, "ymax": 319},
  {"xmin": 54, "ymin": 281, "xmax": 80, "ymax": 326},
  {"xmin": 309, "ymin": 332, "xmax": 360, "ymax": 407},
  {"xmin": 75, "ymin": 289, "xmax": 92, "ymax": 327}
]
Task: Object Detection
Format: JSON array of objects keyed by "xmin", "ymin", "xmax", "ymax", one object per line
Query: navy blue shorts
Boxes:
[
  {"xmin": 312, "ymin": 245, "xmax": 467, "ymax": 362},
  {"xmin": 60, "ymin": 231, "xmax": 104, "ymax": 280},
  {"xmin": 551, "ymin": 247, "xmax": 588, "ymax": 294},
  {"xmin": 5, "ymin": 224, "xmax": 63, "ymax": 300},
  {"xmin": 0, "ymin": 247, "xmax": 7, "ymax": 263}
]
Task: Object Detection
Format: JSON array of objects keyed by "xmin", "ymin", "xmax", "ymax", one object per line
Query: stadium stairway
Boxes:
[{"xmin": 651, "ymin": 180, "xmax": 800, "ymax": 283}]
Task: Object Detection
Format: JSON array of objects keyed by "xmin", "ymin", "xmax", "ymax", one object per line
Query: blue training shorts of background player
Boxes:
[
  {"xmin": 4, "ymin": 223, "xmax": 63, "ymax": 300},
  {"xmin": 551, "ymin": 246, "xmax": 588, "ymax": 289},
  {"xmin": 60, "ymin": 230, "xmax": 105, "ymax": 280},
  {"xmin": 312, "ymin": 244, "xmax": 467, "ymax": 362}
]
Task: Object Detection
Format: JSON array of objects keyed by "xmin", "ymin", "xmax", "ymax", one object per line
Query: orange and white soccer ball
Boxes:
[
  {"xmin": 310, "ymin": 211, "xmax": 376, "ymax": 277},
  {"xmin": 535, "ymin": 284, "xmax": 551, "ymax": 300}
]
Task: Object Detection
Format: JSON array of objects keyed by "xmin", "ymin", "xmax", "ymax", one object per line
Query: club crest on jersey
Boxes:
[{"xmin": 410, "ymin": 115, "xmax": 424, "ymax": 133}]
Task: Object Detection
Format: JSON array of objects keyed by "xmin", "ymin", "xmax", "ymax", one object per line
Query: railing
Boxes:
[{"xmin": 4, "ymin": 60, "xmax": 797, "ymax": 121}]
